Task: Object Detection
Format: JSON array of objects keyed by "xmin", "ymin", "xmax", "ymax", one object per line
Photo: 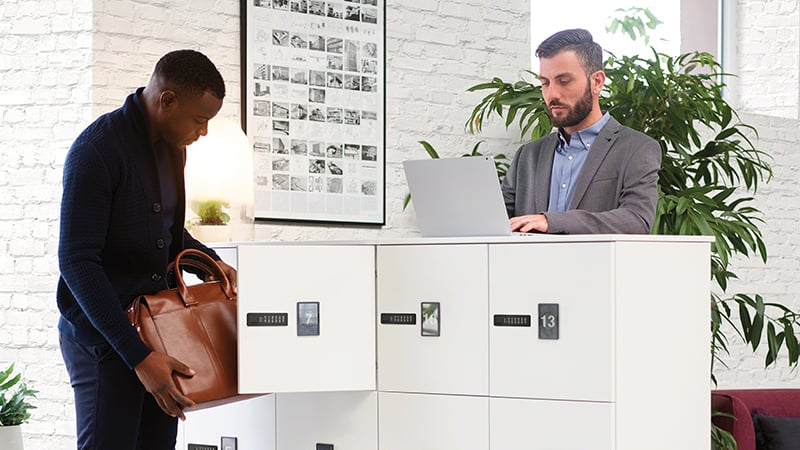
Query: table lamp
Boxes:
[{"xmin": 185, "ymin": 117, "xmax": 254, "ymax": 242}]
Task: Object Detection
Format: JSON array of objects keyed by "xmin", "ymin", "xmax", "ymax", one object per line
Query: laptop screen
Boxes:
[{"xmin": 403, "ymin": 156, "xmax": 513, "ymax": 237}]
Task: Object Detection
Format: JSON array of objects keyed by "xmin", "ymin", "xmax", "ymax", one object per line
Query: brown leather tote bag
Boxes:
[{"xmin": 127, "ymin": 248, "xmax": 238, "ymax": 406}]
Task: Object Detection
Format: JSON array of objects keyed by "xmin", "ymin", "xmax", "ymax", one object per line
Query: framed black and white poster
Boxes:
[{"xmin": 242, "ymin": 0, "xmax": 385, "ymax": 224}]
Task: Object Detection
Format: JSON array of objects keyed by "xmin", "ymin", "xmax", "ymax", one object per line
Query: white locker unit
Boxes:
[
  {"xmin": 204, "ymin": 236, "xmax": 710, "ymax": 450},
  {"xmin": 275, "ymin": 391, "xmax": 378, "ymax": 450},
  {"xmin": 612, "ymin": 241, "xmax": 710, "ymax": 450},
  {"xmin": 237, "ymin": 244, "xmax": 376, "ymax": 393},
  {"xmin": 181, "ymin": 392, "xmax": 377, "ymax": 450},
  {"xmin": 488, "ymin": 240, "xmax": 710, "ymax": 450},
  {"xmin": 376, "ymin": 244, "xmax": 489, "ymax": 396},
  {"xmin": 378, "ymin": 392, "xmax": 489, "ymax": 450},
  {"xmin": 181, "ymin": 395, "xmax": 277, "ymax": 450},
  {"xmin": 490, "ymin": 397, "xmax": 614, "ymax": 450},
  {"xmin": 489, "ymin": 242, "xmax": 615, "ymax": 402}
]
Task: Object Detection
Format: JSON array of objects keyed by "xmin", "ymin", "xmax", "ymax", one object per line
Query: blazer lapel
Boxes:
[
  {"xmin": 534, "ymin": 133, "xmax": 558, "ymax": 212},
  {"xmin": 569, "ymin": 117, "xmax": 620, "ymax": 209}
]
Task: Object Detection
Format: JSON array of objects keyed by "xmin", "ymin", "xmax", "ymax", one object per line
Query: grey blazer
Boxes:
[{"xmin": 501, "ymin": 116, "xmax": 661, "ymax": 234}]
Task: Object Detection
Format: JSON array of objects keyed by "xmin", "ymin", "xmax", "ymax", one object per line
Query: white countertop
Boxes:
[{"xmin": 211, "ymin": 234, "xmax": 714, "ymax": 248}]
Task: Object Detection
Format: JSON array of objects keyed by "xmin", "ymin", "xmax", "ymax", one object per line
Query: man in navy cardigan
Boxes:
[{"xmin": 58, "ymin": 50, "xmax": 237, "ymax": 450}]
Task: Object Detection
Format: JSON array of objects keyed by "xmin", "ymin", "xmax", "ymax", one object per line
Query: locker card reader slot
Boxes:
[
  {"xmin": 246, "ymin": 312, "xmax": 289, "ymax": 326},
  {"xmin": 380, "ymin": 313, "xmax": 416, "ymax": 325},
  {"xmin": 493, "ymin": 314, "xmax": 532, "ymax": 327}
]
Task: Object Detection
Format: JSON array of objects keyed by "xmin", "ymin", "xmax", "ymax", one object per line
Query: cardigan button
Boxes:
[
  {"xmin": 156, "ymin": 239, "xmax": 166, "ymax": 249},
  {"xmin": 151, "ymin": 273, "xmax": 162, "ymax": 282},
  {"xmin": 152, "ymin": 203, "xmax": 162, "ymax": 213}
]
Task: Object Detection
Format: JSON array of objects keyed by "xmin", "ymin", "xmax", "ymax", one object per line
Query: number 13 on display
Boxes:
[{"xmin": 538, "ymin": 303, "xmax": 559, "ymax": 340}]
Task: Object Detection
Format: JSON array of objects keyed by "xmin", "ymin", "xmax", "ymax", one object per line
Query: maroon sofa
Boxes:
[{"xmin": 712, "ymin": 389, "xmax": 800, "ymax": 450}]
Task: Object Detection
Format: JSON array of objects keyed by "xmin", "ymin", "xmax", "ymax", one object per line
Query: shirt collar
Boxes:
[{"xmin": 557, "ymin": 112, "xmax": 611, "ymax": 151}]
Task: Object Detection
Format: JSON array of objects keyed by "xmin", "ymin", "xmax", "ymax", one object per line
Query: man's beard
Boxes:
[{"xmin": 547, "ymin": 80, "xmax": 593, "ymax": 128}]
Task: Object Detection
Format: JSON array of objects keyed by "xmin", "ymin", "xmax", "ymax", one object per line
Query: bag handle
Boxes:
[
  {"xmin": 173, "ymin": 249, "xmax": 235, "ymax": 305},
  {"xmin": 167, "ymin": 257, "xmax": 219, "ymax": 282}
]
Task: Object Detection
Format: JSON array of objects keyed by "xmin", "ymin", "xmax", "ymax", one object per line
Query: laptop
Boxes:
[{"xmin": 403, "ymin": 156, "xmax": 517, "ymax": 237}]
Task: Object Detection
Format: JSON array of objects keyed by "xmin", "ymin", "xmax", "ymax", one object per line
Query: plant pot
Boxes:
[
  {"xmin": 191, "ymin": 225, "xmax": 232, "ymax": 243},
  {"xmin": 0, "ymin": 425, "xmax": 24, "ymax": 450}
]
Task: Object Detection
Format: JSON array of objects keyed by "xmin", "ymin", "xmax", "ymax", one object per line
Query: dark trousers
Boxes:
[{"xmin": 60, "ymin": 333, "xmax": 178, "ymax": 450}]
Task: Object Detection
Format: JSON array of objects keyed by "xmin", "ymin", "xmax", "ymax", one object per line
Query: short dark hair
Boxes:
[
  {"xmin": 535, "ymin": 29, "xmax": 603, "ymax": 75},
  {"xmin": 153, "ymin": 49, "xmax": 226, "ymax": 100}
]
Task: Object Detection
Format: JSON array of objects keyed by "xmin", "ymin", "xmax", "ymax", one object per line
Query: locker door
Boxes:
[
  {"xmin": 377, "ymin": 244, "xmax": 489, "ymax": 396},
  {"xmin": 238, "ymin": 244, "xmax": 376, "ymax": 393}
]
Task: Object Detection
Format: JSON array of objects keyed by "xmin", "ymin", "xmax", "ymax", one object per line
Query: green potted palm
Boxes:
[{"xmin": 0, "ymin": 363, "xmax": 37, "ymax": 450}]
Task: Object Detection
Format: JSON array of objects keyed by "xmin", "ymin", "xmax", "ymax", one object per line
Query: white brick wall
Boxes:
[
  {"xmin": 709, "ymin": 0, "xmax": 800, "ymax": 387},
  {"xmin": 736, "ymin": 0, "xmax": 800, "ymax": 119},
  {"xmin": 1, "ymin": 0, "xmax": 529, "ymax": 447},
  {"xmin": 1, "ymin": 0, "xmax": 93, "ymax": 448},
  {"xmin": 713, "ymin": 112, "xmax": 800, "ymax": 387},
  {"xmin": 91, "ymin": 0, "xmax": 243, "ymax": 119}
]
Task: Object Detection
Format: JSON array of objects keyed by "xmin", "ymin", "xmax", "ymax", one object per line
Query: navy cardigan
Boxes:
[{"xmin": 57, "ymin": 89, "xmax": 219, "ymax": 369}]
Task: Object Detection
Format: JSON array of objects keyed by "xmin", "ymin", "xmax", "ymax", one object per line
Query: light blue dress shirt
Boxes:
[{"xmin": 547, "ymin": 112, "xmax": 611, "ymax": 212}]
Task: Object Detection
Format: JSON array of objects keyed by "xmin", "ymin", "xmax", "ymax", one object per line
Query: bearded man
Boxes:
[{"xmin": 502, "ymin": 29, "xmax": 661, "ymax": 234}]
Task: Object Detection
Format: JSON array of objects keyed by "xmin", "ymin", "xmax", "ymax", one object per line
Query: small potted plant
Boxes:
[
  {"xmin": 189, "ymin": 199, "xmax": 232, "ymax": 242},
  {"xmin": 0, "ymin": 363, "xmax": 37, "ymax": 450}
]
